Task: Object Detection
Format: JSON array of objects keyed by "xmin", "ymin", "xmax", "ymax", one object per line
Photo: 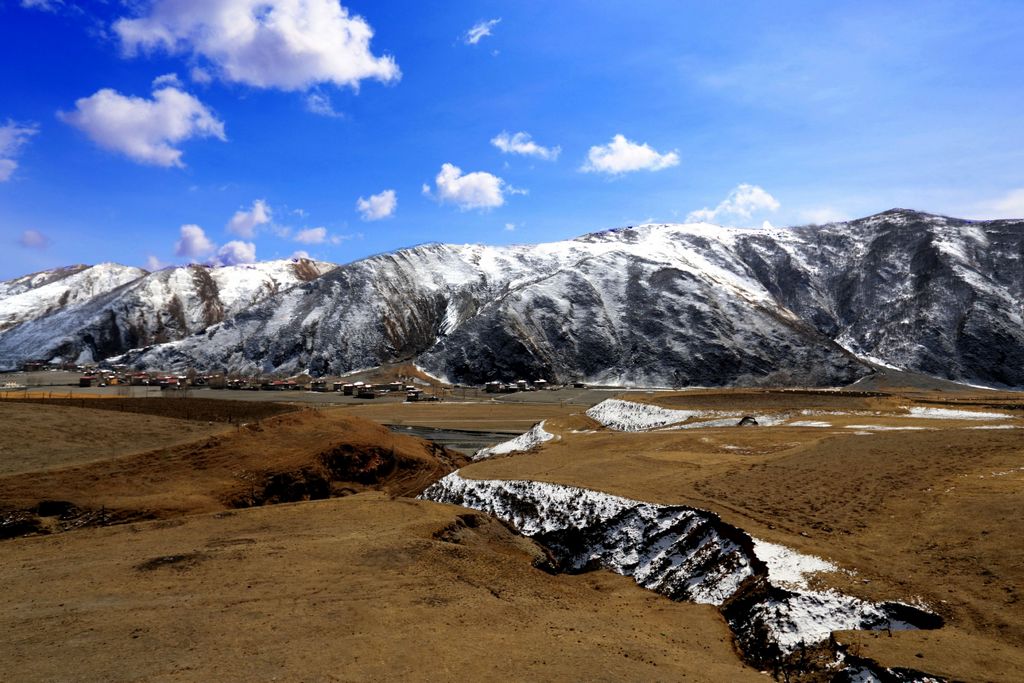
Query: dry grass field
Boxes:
[
  {"xmin": 0, "ymin": 402, "xmax": 229, "ymax": 475},
  {"xmin": 1, "ymin": 389, "xmax": 1022, "ymax": 681},
  {"xmin": 1, "ymin": 493, "xmax": 760, "ymax": 682}
]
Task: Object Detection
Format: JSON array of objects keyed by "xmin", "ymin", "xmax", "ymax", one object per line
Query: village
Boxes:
[{"xmin": 9, "ymin": 360, "xmax": 567, "ymax": 403}]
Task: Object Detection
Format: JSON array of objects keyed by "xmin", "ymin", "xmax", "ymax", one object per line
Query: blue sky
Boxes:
[{"xmin": 2, "ymin": 0, "xmax": 1024, "ymax": 278}]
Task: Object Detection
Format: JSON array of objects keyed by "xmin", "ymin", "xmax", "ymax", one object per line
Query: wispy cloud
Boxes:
[
  {"xmin": 491, "ymin": 131, "xmax": 560, "ymax": 161},
  {"xmin": 305, "ymin": 92, "xmax": 343, "ymax": 118},
  {"xmin": 464, "ymin": 18, "xmax": 500, "ymax": 45},
  {"xmin": 18, "ymin": 229, "xmax": 50, "ymax": 249},
  {"xmin": 0, "ymin": 120, "xmax": 40, "ymax": 182}
]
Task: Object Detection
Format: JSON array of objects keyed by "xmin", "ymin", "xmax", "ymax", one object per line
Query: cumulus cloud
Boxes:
[
  {"xmin": 465, "ymin": 18, "xmax": 500, "ymax": 45},
  {"xmin": 227, "ymin": 199, "xmax": 272, "ymax": 238},
  {"xmin": 294, "ymin": 226, "xmax": 327, "ymax": 244},
  {"xmin": 973, "ymin": 188, "xmax": 1024, "ymax": 220},
  {"xmin": 491, "ymin": 131, "xmax": 560, "ymax": 161},
  {"xmin": 305, "ymin": 92, "xmax": 343, "ymax": 117},
  {"xmin": 58, "ymin": 86, "xmax": 226, "ymax": 167},
  {"xmin": 0, "ymin": 120, "xmax": 40, "ymax": 182},
  {"xmin": 424, "ymin": 163, "xmax": 508, "ymax": 211},
  {"xmin": 114, "ymin": 0, "xmax": 400, "ymax": 91},
  {"xmin": 174, "ymin": 224, "xmax": 216, "ymax": 258},
  {"xmin": 18, "ymin": 229, "xmax": 50, "ymax": 249},
  {"xmin": 581, "ymin": 134, "xmax": 679, "ymax": 175},
  {"xmin": 686, "ymin": 184, "xmax": 781, "ymax": 224},
  {"xmin": 216, "ymin": 240, "xmax": 257, "ymax": 265},
  {"xmin": 356, "ymin": 189, "xmax": 396, "ymax": 220}
]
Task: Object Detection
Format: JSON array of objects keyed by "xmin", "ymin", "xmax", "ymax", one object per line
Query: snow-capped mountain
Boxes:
[
  {"xmin": 0, "ymin": 258, "xmax": 335, "ymax": 368},
  {"xmin": 0, "ymin": 263, "xmax": 147, "ymax": 333},
  {"xmin": 119, "ymin": 227, "xmax": 867, "ymax": 385},
  {"xmin": 5, "ymin": 209, "xmax": 1023, "ymax": 387}
]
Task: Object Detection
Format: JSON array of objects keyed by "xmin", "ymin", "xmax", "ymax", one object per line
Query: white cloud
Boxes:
[
  {"xmin": 58, "ymin": 86, "xmax": 225, "ymax": 168},
  {"xmin": 504, "ymin": 223, "xmax": 516, "ymax": 231},
  {"xmin": 20, "ymin": 0, "xmax": 61, "ymax": 10},
  {"xmin": 151, "ymin": 72, "xmax": 182, "ymax": 88},
  {"xmin": 114, "ymin": 0, "xmax": 400, "ymax": 91},
  {"xmin": 799, "ymin": 207, "xmax": 849, "ymax": 224},
  {"xmin": 18, "ymin": 229, "xmax": 50, "ymax": 249},
  {"xmin": 0, "ymin": 120, "xmax": 40, "ymax": 182},
  {"xmin": 686, "ymin": 184, "xmax": 780, "ymax": 224},
  {"xmin": 216, "ymin": 240, "xmax": 257, "ymax": 265},
  {"xmin": 144, "ymin": 254, "xmax": 167, "ymax": 270},
  {"xmin": 465, "ymin": 18, "xmax": 500, "ymax": 45},
  {"xmin": 227, "ymin": 199, "xmax": 272, "ymax": 238},
  {"xmin": 190, "ymin": 66, "xmax": 213, "ymax": 84},
  {"xmin": 291, "ymin": 250, "xmax": 310, "ymax": 259},
  {"xmin": 305, "ymin": 92, "xmax": 343, "ymax": 118},
  {"xmin": 294, "ymin": 226, "xmax": 327, "ymax": 244},
  {"xmin": 581, "ymin": 134, "xmax": 679, "ymax": 175},
  {"xmin": 491, "ymin": 131, "xmax": 560, "ymax": 161},
  {"xmin": 174, "ymin": 224, "xmax": 216, "ymax": 258},
  {"xmin": 356, "ymin": 189, "xmax": 396, "ymax": 220},
  {"xmin": 425, "ymin": 163, "xmax": 507, "ymax": 211},
  {"xmin": 973, "ymin": 188, "xmax": 1024, "ymax": 220}
]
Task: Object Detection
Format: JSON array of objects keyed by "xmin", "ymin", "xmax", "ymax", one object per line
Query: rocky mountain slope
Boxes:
[
  {"xmin": 0, "ymin": 258, "xmax": 334, "ymax": 367},
  {"xmin": 4, "ymin": 209, "xmax": 1022, "ymax": 387}
]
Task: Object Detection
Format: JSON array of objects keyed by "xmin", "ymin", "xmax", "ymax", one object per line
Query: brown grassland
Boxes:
[{"xmin": 1, "ymin": 388, "xmax": 1022, "ymax": 681}]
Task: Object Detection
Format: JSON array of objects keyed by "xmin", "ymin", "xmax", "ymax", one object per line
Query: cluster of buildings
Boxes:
[{"xmin": 484, "ymin": 379, "xmax": 550, "ymax": 393}]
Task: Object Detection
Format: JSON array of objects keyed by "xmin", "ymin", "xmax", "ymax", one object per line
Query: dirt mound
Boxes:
[{"xmin": 0, "ymin": 409, "xmax": 466, "ymax": 538}]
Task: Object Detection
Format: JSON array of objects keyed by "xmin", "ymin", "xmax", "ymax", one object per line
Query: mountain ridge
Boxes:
[{"xmin": 3, "ymin": 209, "xmax": 1023, "ymax": 388}]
